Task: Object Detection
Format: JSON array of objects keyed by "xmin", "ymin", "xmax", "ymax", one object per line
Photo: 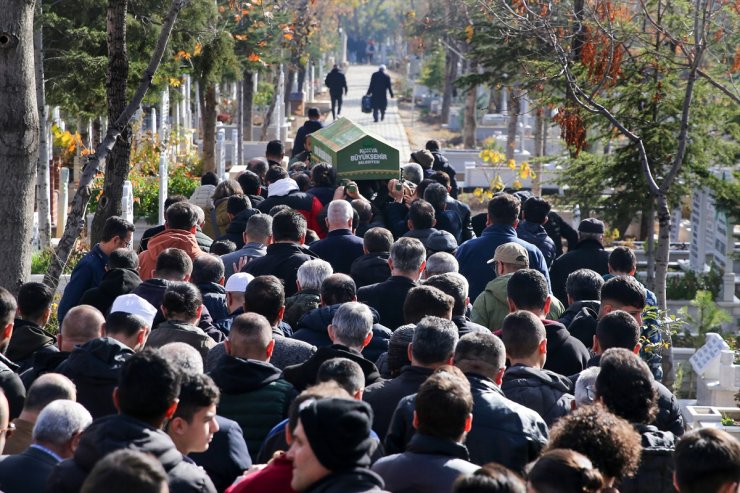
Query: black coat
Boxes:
[
  {"xmin": 549, "ymin": 239, "xmax": 611, "ymax": 306},
  {"xmin": 305, "ymin": 468, "xmax": 388, "ymax": 493},
  {"xmin": 351, "ymin": 253, "xmax": 391, "ymax": 289},
  {"xmin": 452, "ymin": 316, "xmax": 490, "ymax": 338},
  {"xmin": 373, "ymin": 434, "xmax": 477, "ymax": 493},
  {"xmin": 367, "ymin": 70, "xmax": 393, "ymax": 108},
  {"xmin": 446, "ymin": 197, "xmax": 475, "ymax": 241},
  {"xmin": 55, "ymin": 337, "xmax": 134, "ymax": 419},
  {"xmin": 189, "ymin": 416, "xmax": 252, "ymax": 493},
  {"xmin": 45, "ymin": 414, "xmax": 216, "ymax": 493},
  {"xmin": 542, "ymin": 320, "xmax": 590, "ymax": 377},
  {"xmin": 564, "ymin": 304, "xmax": 599, "ymax": 350},
  {"xmin": 292, "ymin": 120, "xmax": 323, "ymax": 157},
  {"xmin": 363, "ymin": 365, "xmax": 435, "ymax": 439},
  {"xmin": 501, "ymin": 364, "xmax": 574, "ymax": 426},
  {"xmin": 432, "ymin": 152, "xmax": 459, "ymax": 198},
  {"xmin": 79, "ymin": 268, "xmax": 142, "ymax": 316},
  {"xmin": 218, "ymin": 208, "xmax": 260, "ymax": 248},
  {"xmin": 292, "ymin": 304, "xmax": 392, "ymax": 363},
  {"xmin": 283, "ymin": 344, "xmax": 382, "ymax": 392},
  {"xmin": 20, "ymin": 351, "xmax": 69, "ymax": 390},
  {"xmin": 358, "ymin": 276, "xmax": 418, "ymax": 331},
  {"xmin": 325, "ymin": 68, "xmax": 348, "ymax": 97},
  {"xmin": 0, "ymin": 446, "xmax": 60, "ymax": 493},
  {"xmin": 558, "ymin": 300, "xmax": 601, "ymax": 330},
  {"xmin": 385, "ymin": 374, "xmax": 548, "ymax": 474},
  {"xmin": 242, "ymin": 242, "xmax": 319, "ymax": 297},
  {"xmin": 6, "ymin": 319, "xmax": 57, "ymax": 374},
  {"xmin": 309, "ymin": 229, "xmax": 365, "ymax": 274},
  {"xmin": 617, "ymin": 425, "xmax": 677, "ymax": 493},
  {"xmin": 196, "ymin": 282, "xmax": 229, "ymax": 323}
]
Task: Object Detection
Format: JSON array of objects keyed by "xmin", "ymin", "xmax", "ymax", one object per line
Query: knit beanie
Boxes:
[{"xmin": 298, "ymin": 398, "xmax": 375, "ymax": 471}]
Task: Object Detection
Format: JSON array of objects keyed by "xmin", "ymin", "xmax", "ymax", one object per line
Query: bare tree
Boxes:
[{"xmin": 0, "ymin": 0, "xmax": 40, "ymax": 293}]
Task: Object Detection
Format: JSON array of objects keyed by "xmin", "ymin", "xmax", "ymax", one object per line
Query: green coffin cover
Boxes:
[{"xmin": 309, "ymin": 117, "xmax": 400, "ymax": 180}]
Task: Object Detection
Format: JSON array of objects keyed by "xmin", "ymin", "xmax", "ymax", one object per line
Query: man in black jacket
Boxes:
[
  {"xmin": 0, "ymin": 289, "xmax": 25, "ymax": 419},
  {"xmin": 428, "ymin": 171, "xmax": 473, "ymax": 240},
  {"xmin": 501, "ymin": 311, "xmax": 574, "ymax": 426},
  {"xmin": 325, "ymin": 64, "xmax": 348, "ymax": 120},
  {"xmin": 7, "ymin": 282, "xmax": 57, "ymax": 374},
  {"xmin": 549, "ymin": 218, "xmax": 611, "ymax": 306},
  {"xmin": 292, "ymin": 107, "xmax": 323, "ymax": 157},
  {"xmin": 284, "ymin": 302, "xmax": 381, "ymax": 392},
  {"xmin": 293, "ymin": 274, "xmax": 391, "ymax": 363},
  {"xmin": 191, "ymin": 254, "xmax": 229, "ymax": 323},
  {"xmin": 254, "ymin": 167, "xmax": 323, "ymax": 235},
  {"xmin": 350, "ymin": 227, "xmax": 393, "ymax": 289},
  {"xmin": 557, "ymin": 268, "xmax": 603, "ymax": 335},
  {"xmin": 358, "ymin": 237, "xmax": 426, "ymax": 331},
  {"xmin": 424, "ymin": 273, "xmax": 489, "ymax": 337},
  {"xmin": 384, "ymin": 332, "xmax": 548, "ymax": 474},
  {"xmin": 309, "ymin": 200, "xmax": 364, "ymax": 274},
  {"xmin": 508, "ymin": 269, "xmax": 589, "ymax": 377},
  {"xmin": 426, "ymin": 140, "xmax": 459, "ymax": 198},
  {"xmin": 46, "ymin": 349, "xmax": 217, "ymax": 493},
  {"xmin": 363, "ymin": 316, "xmax": 458, "ymax": 439},
  {"xmin": 366, "ymin": 65, "xmax": 393, "ymax": 122},
  {"xmin": 56, "ymin": 295, "xmax": 157, "ymax": 419},
  {"xmin": 244, "ymin": 209, "xmax": 319, "ymax": 297}
]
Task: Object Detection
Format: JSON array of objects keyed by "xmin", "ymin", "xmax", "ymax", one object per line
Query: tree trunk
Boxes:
[
  {"xmin": 463, "ymin": 63, "xmax": 477, "ymax": 148},
  {"xmin": 243, "ymin": 70, "xmax": 254, "ymax": 141},
  {"xmin": 44, "ymin": 0, "xmax": 189, "ymax": 290},
  {"xmin": 505, "ymin": 87, "xmax": 521, "ymax": 161},
  {"xmin": 440, "ymin": 47, "xmax": 457, "ymax": 125},
  {"xmin": 200, "ymin": 83, "xmax": 217, "ymax": 172},
  {"xmin": 260, "ymin": 74, "xmax": 280, "ymax": 141},
  {"xmin": 654, "ymin": 193, "xmax": 670, "ymax": 311},
  {"xmin": 532, "ymin": 106, "xmax": 544, "ymax": 196},
  {"xmin": 34, "ymin": 0, "xmax": 51, "ymax": 249},
  {"xmin": 90, "ymin": 0, "xmax": 131, "ymax": 246},
  {"xmin": 487, "ymin": 87, "xmax": 498, "ymax": 113},
  {"xmin": 236, "ymin": 80, "xmax": 243, "ymax": 167},
  {"xmin": 0, "ymin": 0, "xmax": 40, "ymax": 294}
]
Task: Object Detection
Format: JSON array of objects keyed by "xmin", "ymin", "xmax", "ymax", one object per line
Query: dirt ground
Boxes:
[{"xmin": 397, "ymin": 101, "xmax": 462, "ymax": 151}]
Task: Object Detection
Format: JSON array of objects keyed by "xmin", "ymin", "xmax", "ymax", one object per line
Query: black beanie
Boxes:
[{"xmin": 298, "ymin": 398, "xmax": 375, "ymax": 471}]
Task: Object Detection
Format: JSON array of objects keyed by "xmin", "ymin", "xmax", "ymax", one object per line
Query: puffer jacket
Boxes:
[
  {"xmin": 618, "ymin": 424, "xmax": 676, "ymax": 493},
  {"xmin": 209, "ymin": 356, "xmax": 295, "ymax": 461},
  {"xmin": 55, "ymin": 337, "xmax": 134, "ymax": 419},
  {"xmin": 79, "ymin": 267, "xmax": 142, "ymax": 316},
  {"xmin": 44, "ymin": 414, "xmax": 216, "ymax": 493},
  {"xmin": 501, "ymin": 364, "xmax": 574, "ymax": 426},
  {"xmin": 385, "ymin": 373, "xmax": 548, "ymax": 474},
  {"xmin": 283, "ymin": 289, "xmax": 321, "ymax": 329},
  {"xmin": 6, "ymin": 319, "xmax": 57, "ymax": 373},
  {"xmin": 292, "ymin": 304, "xmax": 392, "ymax": 363},
  {"xmin": 138, "ymin": 229, "xmax": 204, "ymax": 281}
]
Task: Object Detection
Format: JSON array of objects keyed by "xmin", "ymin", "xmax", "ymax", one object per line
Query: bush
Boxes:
[
  {"xmin": 666, "ymin": 262, "xmax": 723, "ymax": 300},
  {"xmin": 31, "ymin": 245, "xmax": 87, "ymax": 275}
]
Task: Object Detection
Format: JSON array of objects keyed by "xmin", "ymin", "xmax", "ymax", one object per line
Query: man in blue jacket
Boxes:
[
  {"xmin": 57, "ymin": 216, "xmax": 135, "ymax": 323},
  {"xmin": 456, "ymin": 193, "xmax": 550, "ymax": 302}
]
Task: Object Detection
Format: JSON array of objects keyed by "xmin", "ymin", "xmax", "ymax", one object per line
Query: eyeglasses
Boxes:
[{"xmin": 0, "ymin": 422, "xmax": 16, "ymax": 438}]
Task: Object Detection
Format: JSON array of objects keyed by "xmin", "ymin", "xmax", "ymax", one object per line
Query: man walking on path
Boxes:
[
  {"xmin": 325, "ymin": 64, "xmax": 348, "ymax": 120},
  {"xmin": 367, "ymin": 65, "xmax": 393, "ymax": 122}
]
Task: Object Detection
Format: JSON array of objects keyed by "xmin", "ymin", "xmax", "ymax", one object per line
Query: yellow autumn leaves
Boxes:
[{"xmin": 477, "ymin": 147, "xmax": 536, "ymax": 194}]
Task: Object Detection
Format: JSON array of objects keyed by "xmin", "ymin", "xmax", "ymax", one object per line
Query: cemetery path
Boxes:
[{"xmin": 333, "ymin": 64, "xmax": 411, "ymax": 159}]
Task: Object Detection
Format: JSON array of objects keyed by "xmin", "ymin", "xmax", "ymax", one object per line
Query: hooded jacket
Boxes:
[
  {"xmin": 242, "ymin": 242, "xmax": 320, "ymax": 297},
  {"xmin": 558, "ymin": 300, "xmax": 601, "ymax": 330},
  {"xmin": 139, "ymin": 225, "xmax": 213, "ymax": 254},
  {"xmin": 292, "ymin": 304, "xmax": 392, "ymax": 363},
  {"xmin": 0, "ymin": 354, "xmax": 25, "ymax": 419},
  {"xmin": 541, "ymin": 319, "xmax": 590, "ymax": 377},
  {"xmin": 6, "ymin": 319, "xmax": 57, "ymax": 373},
  {"xmin": 203, "ymin": 197, "xmax": 231, "ymax": 240},
  {"xmin": 209, "ymin": 356, "xmax": 295, "ymax": 461},
  {"xmin": 218, "ymin": 207, "xmax": 261, "ymax": 249},
  {"xmin": 305, "ymin": 468, "xmax": 389, "ymax": 493},
  {"xmin": 517, "ymin": 220, "xmax": 557, "ymax": 267},
  {"xmin": 564, "ymin": 304, "xmax": 599, "ymax": 349},
  {"xmin": 501, "ymin": 364, "xmax": 574, "ymax": 426},
  {"xmin": 44, "ymin": 414, "xmax": 216, "ymax": 493},
  {"xmin": 618, "ymin": 424, "xmax": 677, "ymax": 493},
  {"xmin": 195, "ymin": 282, "xmax": 229, "ymax": 323},
  {"xmin": 55, "ymin": 337, "xmax": 134, "ymax": 419},
  {"xmin": 282, "ymin": 344, "xmax": 382, "ymax": 392},
  {"xmin": 256, "ymin": 184, "xmax": 324, "ymax": 236},
  {"xmin": 20, "ymin": 351, "xmax": 70, "ymax": 389},
  {"xmin": 138, "ymin": 229, "xmax": 204, "ymax": 281},
  {"xmin": 79, "ymin": 267, "xmax": 142, "ymax": 315},
  {"xmin": 350, "ymin": 253, "xmax": 391, "ymax": 289}
]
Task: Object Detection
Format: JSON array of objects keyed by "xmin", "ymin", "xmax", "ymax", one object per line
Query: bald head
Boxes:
[
  {"xmin": 60, "ymin": 306, "xmax": 104, "ymax": 352},
  {"xmin": 326, "ymin": 200, "xmax": 353, "ymax": 231},
  {"xmin": 227, "ymin": 313, "xmax": 274, "ymax": 361},
  {"xmin": 24, "ymin": 373, "xmax": 77, "ymax": 414}
]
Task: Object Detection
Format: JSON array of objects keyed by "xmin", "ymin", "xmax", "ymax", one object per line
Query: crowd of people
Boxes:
[{"xmin": 0, "ymin": 139, "xmax": 735, "ymax": 493}]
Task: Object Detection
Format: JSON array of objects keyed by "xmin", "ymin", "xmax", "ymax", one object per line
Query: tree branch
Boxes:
[{"xmin": 44, "ymin": 0, "xmax": 190, "ymax": 290}]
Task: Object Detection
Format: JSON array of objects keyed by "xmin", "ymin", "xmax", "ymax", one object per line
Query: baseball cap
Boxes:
[{"xmin": 487, "ymin": 242, "xmax": 529, "ymax": 266}]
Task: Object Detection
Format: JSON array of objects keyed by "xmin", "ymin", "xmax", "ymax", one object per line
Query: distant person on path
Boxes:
[
  {"xmin": 367, "ymin": 65, "xmax": 393, "ymax": 123},
  {"xmin": 325, "ymin": 64, "xmax": 348, "ymax": 120}
]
